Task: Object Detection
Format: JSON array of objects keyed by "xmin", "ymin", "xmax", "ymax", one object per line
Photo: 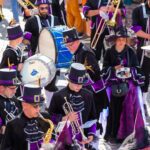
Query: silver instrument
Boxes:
[{"xmin": 63, "ymin": 97, "xmax": 87, "ymax": 141}]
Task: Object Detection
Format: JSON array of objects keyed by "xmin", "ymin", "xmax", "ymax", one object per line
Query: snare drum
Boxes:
[
  {"xmin": 21, "ymin": 54, "xmax": 56, "ymax": 87},
  {"xmin": 37, "ymin": 26, "xmax": 73, "ymax": 68}
]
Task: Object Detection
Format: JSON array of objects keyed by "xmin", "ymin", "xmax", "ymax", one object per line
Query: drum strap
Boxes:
[
  {"xmin": 50, "ymin": 15, "xmax": 54, "ymax": 27},
  {"xmin": 35, "ymin": 15, "xmax": 54, "ymax": 33},
  {"xmin": 141, "ymin": 3, "xmax": 149, "ymax": 19},
  {"xmin": 35, "ymin": 15, "xmax": 42, "ymax": 33}
]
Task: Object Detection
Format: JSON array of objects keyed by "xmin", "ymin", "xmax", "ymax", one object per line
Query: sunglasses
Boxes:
[{"xmin": 39, "ymin": 7, "xmax": 49, "ymax": 10}]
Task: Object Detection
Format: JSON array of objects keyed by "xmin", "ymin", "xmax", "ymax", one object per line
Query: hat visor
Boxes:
[{"xmin": 64, "ymin": 73, "xmax": 89, "ymax": 85}]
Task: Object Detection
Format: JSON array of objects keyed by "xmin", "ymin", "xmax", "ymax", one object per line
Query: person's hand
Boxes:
[
  {"xmin": 18, "ymin": 63, "xmax": 23, "ymax": 71},
  {"xmin": 0, "ymin": 126, "xmax": 6, "ymax": 134},
  {"xmin": 62, "ymin": 112, "xmax": 78, "ymax": 122},
  {"xmin": 80, "ymin": 135, "xmax": 93, "ymax": 145},
  {"xmin": 108, "ymin": 5, "xmax": 115, "ymax": 12},
  {"xmin": 99, "ymin": 6, "xmax": 109, "ymax": 13},
  {"xmin": 115, "ymin": 65, "xmax": 123, "ymax": 70}
]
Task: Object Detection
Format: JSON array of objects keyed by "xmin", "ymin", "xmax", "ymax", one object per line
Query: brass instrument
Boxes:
[
  {"xmin": 18, "ymin": 0, "xmax": 39, "ymax": 17},
  {"xmin": 63, "ymin": 97, "xmax": 87, "ymax": 141},
  {"xmin": 107, "ymin": 0, "xmax": 121, "ymax": 27},
  {"xmin": 17, "ymin": 0, "xmax": 36, "ymax": 9},
  {"xmin": 91, "ymin": 0, "xmax": 121, "ymax": 49},
  {"xmin": 90, "ymin": 0, "xmax": 111, "ymax": 50},
  {"xmin": 39, "ymin": 113, "xmax": 54, "ymax": 144}
]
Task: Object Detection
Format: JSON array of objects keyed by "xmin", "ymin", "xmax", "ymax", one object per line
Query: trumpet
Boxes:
[
  {"xmin": 90, "ymin": 0, "xmax": 121, "ymax": 50},
  {"xmin": 4, "ymin": 108, "xmax": 16, "ymax": 123},
  {"xmin": 63, "ymin": 97, "xmax": 87, "ymax": 141}
]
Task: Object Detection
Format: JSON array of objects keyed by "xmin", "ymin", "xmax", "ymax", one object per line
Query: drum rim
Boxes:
[
  {"xmin": 21, "ymin": 54, "xmax": 56, "ymax": 87},
  {"xmin": 37, "ymin": 27, "xmax": 57, "ymax": 64}
]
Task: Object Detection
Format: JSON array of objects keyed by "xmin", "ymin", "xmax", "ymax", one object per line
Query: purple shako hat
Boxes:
[
  {"xmin": 35, "ymin": 0, "xmax": 51, "ymax": 6},
  {"xmin": 20, "ymin": 84, "xmax": 44, "ymax": 103},
  {"xmin": 7, "ymin": 24, "xmax": 23, "ymax": 40},
  {"xmin": 65, "ymin": 63, "xmax": 89, "ymax": 84},
  {"xmin": 62, "ymin": 28, "xmax": 79, "ymax": 44},
  {"xmin": 0, "ymin": 68, "xmax": 21, "ymax": 86}
]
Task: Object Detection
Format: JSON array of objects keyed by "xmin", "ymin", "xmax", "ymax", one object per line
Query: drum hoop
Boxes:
[
  {"xmin": 38, "ymin": 27, "xmax": 57, "ymax": 64},
  {"xmin": 49, "ymin": 28, "xmax": 58, "ymax": 64},
  {"xmin": 22, "ymin": 55, "xmax": 56, "ymax": 86}
]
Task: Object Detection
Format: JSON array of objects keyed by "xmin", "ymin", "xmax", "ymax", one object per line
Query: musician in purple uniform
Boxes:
[
  {"xmin": 48, "ymin": 63, "xmax": 97, "ymax": 148},
  {"xmin": 0, "ymin": 84, "xmax": 51, "ymax": 150},
  {"xmin": 0, "ymin": 23, "xmax": 23, "ymax": 71},
  {"xmin": 132, "ymin": 0, "xmax": 150, "ymax": 116},
  {"xmin": 62, "ymin": 28, "xmax": 109, "ymax": 133},
  {"xmin": 83, "ymin": 0, "xmax": 126, "ymax": 61},
  {"xmin": 0, "ymin": 68, "xmax": 22, "ymax": 143},
  {"xmin": 102, "ymin": 27, "xmax": 146, "ymax": 142},
  {"xmin": 25, "ymin": 0, "xmax": 60, "ymax": 54}
]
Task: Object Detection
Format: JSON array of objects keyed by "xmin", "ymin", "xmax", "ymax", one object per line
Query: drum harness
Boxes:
[{"xmin": 35, "ymin": 14, "xmax": 54, "ymax": 33}]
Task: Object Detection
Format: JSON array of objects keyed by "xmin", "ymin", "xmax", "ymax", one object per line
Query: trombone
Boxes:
[
  {"xmin": 63, "ymin": 97, "xmax": 87, "ymax": 141},
  {"xmin": 90, "ymin": 0, "xmax": 121, "ymax": 50},
  {"xmin": 17, "ymin": 0, "xmax": 36, "ymax": 9}
]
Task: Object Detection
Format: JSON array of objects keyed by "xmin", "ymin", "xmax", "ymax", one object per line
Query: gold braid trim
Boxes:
[{"xmin": 84, "ymin": 57, "xmax": 95, "ymax": 73}]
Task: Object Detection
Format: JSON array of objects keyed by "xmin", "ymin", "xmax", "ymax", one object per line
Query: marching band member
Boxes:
[
  {"xmin": 48, "ymin": 63, "xmax": 97, "ymax": 148},
  {"xmin": 102, "ymin": 27, "xmax": 146, "ymax": 142},
  {"xmin": 132, "ymin": 0, "xmax": 150, "ymax": 116},
  {"xmin": 83, "ymin": 0, "xmax": 126, "ymax": 61},
  {"xmin": 51, "ymin": 0, "xmax": 66, "ymax": 25},
  {"xmin": 62, "ymin": 28, "xmax": 109, "ymax": 133},
  {"xmin": 24, "ymin": 0, "xmax": 60, "ymax": 54},
  {"xmin": 0, "ymin": 68, "xmax": 22, "ymax": 143},
  {"xmin": 0, "ymin": 84, "xmax": 52, "ymax": 150},
  {"xmin": 0, "ymin": 22, "xmax": 23, "ymax": 71}
]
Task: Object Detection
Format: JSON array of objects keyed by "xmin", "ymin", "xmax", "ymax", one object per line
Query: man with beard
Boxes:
[
  {"xmin": 0, "ymin": 68, "xmax": 22, "ymax": 143},
  {"xmin": 132, "ymin": 0, "xmax": 150, "ymax": 116},
  {"xmin": 24, "ymin": 0, "xmax": 60, "ymax": 55}
]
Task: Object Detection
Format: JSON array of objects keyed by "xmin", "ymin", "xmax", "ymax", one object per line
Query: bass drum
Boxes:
[
  {"xmin": 37, "ymin": 26, "xmax": 73, "ymax": 68},
  {"xmin": 21, "ymin": 54, "xmax": 56, "ymax": 87}
]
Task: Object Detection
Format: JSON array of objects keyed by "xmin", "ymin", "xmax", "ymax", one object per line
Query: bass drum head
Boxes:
[
  {"xmin": 37, "ymin": 28, "xmax": 56, "ymax": 63},
  {"xmin": 21, "ymin": 54, "xmax": 56, "ymax": 87}
]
